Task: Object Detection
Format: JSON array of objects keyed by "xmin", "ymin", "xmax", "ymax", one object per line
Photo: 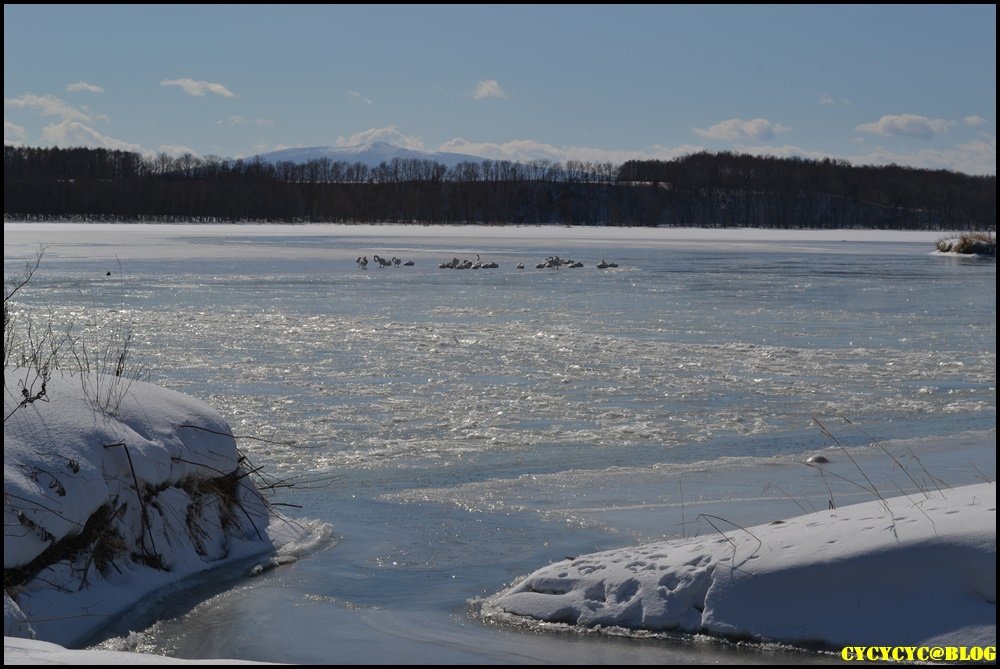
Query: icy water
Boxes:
[{"xmin": 4, "ymin": 224, "xmax": 996, "ymax": 664}]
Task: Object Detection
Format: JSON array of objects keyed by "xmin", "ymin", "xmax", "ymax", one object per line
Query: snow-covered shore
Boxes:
[
  {"xmin": 482, "ymin": 481, "xmax": 996, "ymax": 649},
  {"xmin": 3, "ymin": 636, "xmax": 277, "ymax": 665},
  {"xmin": 4, "ymin": 368, "xmax": 331, "ymax": 656}
]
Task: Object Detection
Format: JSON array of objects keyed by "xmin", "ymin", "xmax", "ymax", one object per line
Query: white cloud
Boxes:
[
  {"xmin": 66, "ymin": 81, "xmax": 104, "ymax": 94},
  {"xmin": 159, "ymin": 144, "xmax": 199, "ymax": 157},
  {"xmin": 438, "ymin": 137, "xmax": 705, "ymax": 165},
  {"xmin": 161, "ymin": 78, "xmax": 235, "ymax": 98},
  {"xmin": 819, "ymin": 94, "xmax": 850, "ymax": 107},
  {"xmin": 40, "ymin": 120, "xmax": 146, "ymax": 153},
  {"xmin": 439, "ymin": 137, "xmax": 558, "ymax": 161},
  {"xmin": 964, "ymin": 115, "xmax": 988, "ymax": 127},
  {"xmin": 216, "ymin": 115, "xmax": 274, "ymax": 127},
  {"xmin": 336, "ymin": 125, "xmax": 424, "ymax": 149},
  {"xmin": 856, "ymin": 113, "xmax": 954, "ymax": 139},
  {"xmin": 724, "ymin": 143, "xmax": 844, "ymax": 162},
  {"xmin": 4, "ymin": 93, "xmax": 94, "ymax": 124},
  {"xmin": 3, "ymin": 93, "xmax": 138, "ymax": 152},
  {"xmin": 693, "ymin": 118, "xmax": 791, "ymax": 141},
  {"xmin": 5, "ymin": 120, "xmax": 27, "ymax": 144},
  {"xmin": 645, "ymin": 144, "xmax": 709, "ymax": 161},
  {"xmin": 472, "ymin": 79, "xmax": 506, "ymax": 100},
  {"xmin": 954, "ymin": 134, "xmax": 996, "ymax": 174},
  {"xmin": 691, "ymin": 137, "xmax": 994, "ymax": 176},
  {"xmin": 347, "ymin": 90, "xmax": 373, "ymax": 105},
  {"xmin": 443, "ymin": 129, "xmax": 995, "ymax": 177},
  {"xmin": 848, "ymin": 138, "xmax": 994, "ymax": 176}
]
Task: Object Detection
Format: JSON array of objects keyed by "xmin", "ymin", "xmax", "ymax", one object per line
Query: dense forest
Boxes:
[{"xmin": 3, "ymin": 145, "xmax": 995, "ymax": 229}]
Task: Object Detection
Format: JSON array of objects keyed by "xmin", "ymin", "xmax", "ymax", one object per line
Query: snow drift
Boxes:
[
  {"xmin": 483, "ymin": 483, "xmax": 996, "ymax": 649},
  {"xmin": 4, "ymin": 368, "xmax": 327, "ymax": 647}
]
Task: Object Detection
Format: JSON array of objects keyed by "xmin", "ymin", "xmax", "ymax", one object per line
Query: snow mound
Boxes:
[
  {"xmin": 4, "ymin": 368, "xmax": 332, "ymax": 647},
  {"xmin": 483, "ymin": 483, "xmax": 995, "ymax": 649},
  {"xmin": 3, "ymin": 636, "xmax": 276, "ymax": 664}
]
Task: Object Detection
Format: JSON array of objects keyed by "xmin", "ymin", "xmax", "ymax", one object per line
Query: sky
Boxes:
[{"xmin": 3, "ymin": 4, "xmax": 996, "ymax": 175}]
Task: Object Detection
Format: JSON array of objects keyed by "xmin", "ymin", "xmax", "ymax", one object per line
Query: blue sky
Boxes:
[{"xmin": 4, "ymin": 4, "xmax": 996, "ymax": 174}]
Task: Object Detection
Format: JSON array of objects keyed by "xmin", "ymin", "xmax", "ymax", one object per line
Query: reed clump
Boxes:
[{"xmin": 936, "ymin": 231, "xmax": 996, "ymax": 255}]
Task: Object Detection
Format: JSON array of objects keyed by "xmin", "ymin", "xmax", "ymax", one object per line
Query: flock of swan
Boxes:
[
  {"xmin": 531, "ymin": 255, "xmax": 619, "ymax": 269},
  {"xmin": 354, "ymin": 254, "xmax": 414, "ymax": 269},
  {"xmin": 355, "ymin": 254, "xmax": 619, "ymax": 270}
]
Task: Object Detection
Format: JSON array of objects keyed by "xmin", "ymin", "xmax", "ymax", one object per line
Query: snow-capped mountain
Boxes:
[{"xmin": 253, "ymin": 141, "xmax": 486, "ymax": 169}]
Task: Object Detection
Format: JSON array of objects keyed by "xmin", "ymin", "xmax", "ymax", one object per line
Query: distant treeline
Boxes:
[{"xmin": 3, "ymin": 145, "xmax": 995, "ymax": 229}]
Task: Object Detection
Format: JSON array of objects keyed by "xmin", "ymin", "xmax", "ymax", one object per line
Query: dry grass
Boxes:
[{"xmin": 4, "ymin": 248, "xmax": 148, "ymax": 420}]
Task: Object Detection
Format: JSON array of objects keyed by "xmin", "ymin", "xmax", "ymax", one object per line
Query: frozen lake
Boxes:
[{"xmin": 4, "ymin": 223, "xmax": 996, "ymax": 664}]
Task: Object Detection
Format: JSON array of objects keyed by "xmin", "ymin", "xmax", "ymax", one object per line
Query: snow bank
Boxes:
[
  {"xmin": 484, "ymin": 483, "xmax": 995, "ymax": 649},
  {"xmin": 3, "ymin": 636, "xmax": 276, "ymax": 665},
  {"xmin": 3, "ymin": 368, "xmax": 330, "ymax": 648}
]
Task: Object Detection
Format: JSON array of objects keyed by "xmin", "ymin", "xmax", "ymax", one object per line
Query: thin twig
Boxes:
[
  {"xmin": 102, "ymin": 442, "xmax": 159, "ymax": 561},
  {"xmin": 812, "ymin": 415, "xmax": 889, "ymax": 513},
  {"xmin": 763, "ymin": 482, "xmax": 815, "ymax": 513},
  {"xmin": 679, "ymin": 478, "xmax": 686, "ymax": 538},
  {"xmin": 697, "ymin": 513, "xmax": 762, "ymax": 573},
  {"xmin": 176, "ymin": 423, "xmax": 295, "ymax": 446}
]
